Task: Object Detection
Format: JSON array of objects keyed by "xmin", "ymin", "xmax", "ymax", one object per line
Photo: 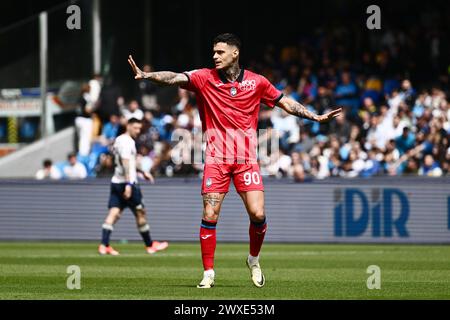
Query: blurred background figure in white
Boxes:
[{"xmin": 35, "ymin": 159, "xmax": 62, "ymax": 180}]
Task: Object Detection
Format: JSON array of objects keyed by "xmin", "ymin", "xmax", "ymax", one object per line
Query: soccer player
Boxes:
[
  {"xmin": 98, "ymin": 117, "xmax": 169, "ymax": 255},
  {"xmin": 128, "ymin": 33, "xmax": 342, "ymax": 288}
]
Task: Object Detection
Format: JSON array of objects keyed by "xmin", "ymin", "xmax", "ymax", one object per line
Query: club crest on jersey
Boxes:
[
  {"xmin": 206, "ymin": 178, "xmax": 212, "ymax": 187},
  {"xmin": 230, "ymin": 87, "xmax": 237, "ymax": 97}
]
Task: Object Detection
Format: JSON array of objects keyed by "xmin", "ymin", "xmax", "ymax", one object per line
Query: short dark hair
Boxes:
[
  {"xmin": 67, "ymin": 152, "xmax": 77, "ymax": 160},
  {"xmin": 43, "ymin": 159, "xmax": 52, "ymax": 167},
  {"xmin": 127, "ymin": 117, "xmax": 142, "ymax": 125},
  {"xmin": 213, "ymin": 33, "xmax": 241, "ymax": 50}
]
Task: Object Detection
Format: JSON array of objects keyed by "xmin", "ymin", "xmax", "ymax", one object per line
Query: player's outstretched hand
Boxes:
[
  {"xmin": 317, "ymin": 107, "xmax": 343, "ymax": 123},
  {"xmin": 128, "ymin": 55, "xmax": 145, "ymax": 80}
]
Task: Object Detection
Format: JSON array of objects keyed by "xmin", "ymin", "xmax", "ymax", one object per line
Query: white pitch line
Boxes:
[{"xmin": 0, "ymin": 250, "xmax": 387, "ymax": 259}]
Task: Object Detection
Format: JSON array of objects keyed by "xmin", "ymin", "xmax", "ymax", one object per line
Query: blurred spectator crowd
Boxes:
[{"xmin": 37, "ymin": 26, "xmax": 450, "ymax": 181}]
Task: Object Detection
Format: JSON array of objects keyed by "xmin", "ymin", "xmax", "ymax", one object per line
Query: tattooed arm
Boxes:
[
  {"xmin": 121, "ymin": 158, "xmax": 133, "ymax": 199},
  {"xmin": 121, "ymin": 158, "xmax": 131, "ymax": 183},
  {"xmin": 139, "ymin": 71, "xmax": 188, "ymax": 86},
  {"xmin": 276, "ymin": 96, "xmax": 342, "ymax": 123},
  {"xmin": 127, "ymin": 55, "xmax": 188, "ymax": 86}
]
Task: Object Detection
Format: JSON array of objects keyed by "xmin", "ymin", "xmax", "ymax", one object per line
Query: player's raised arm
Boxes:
[
  {"xmin": 276, "ymin": 95, "xmax": 342, "ymax": 123},
  {"xmin": 127, "ymin": 55, "xmax": 189, "ymax": 86}
]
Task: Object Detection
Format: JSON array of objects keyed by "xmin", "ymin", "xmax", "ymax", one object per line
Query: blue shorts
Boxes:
[{"xmin": 108, "ymin": 183, "xmax": 145, "ymax": 213}]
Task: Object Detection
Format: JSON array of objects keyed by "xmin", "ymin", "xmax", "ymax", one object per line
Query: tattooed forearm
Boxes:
[
  {"xmin": 142, "ymin": 71, "xmax": 188, "ymax": 86},
  {"xmin": 286, "ymin": 101, "xmax": 319, "ymax": 121},
  {"xmin": 122, "ymin": 158, "xmax": 131, "ymax": 182},
  {"xmin": 277, "ymin": 96, "xmax": 342, "ymax": 123}
]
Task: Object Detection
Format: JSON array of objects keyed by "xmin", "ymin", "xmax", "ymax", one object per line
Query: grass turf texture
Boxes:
[{"xmin": 0, "ymin": 242, "xmax": 449, "ymax": 300}]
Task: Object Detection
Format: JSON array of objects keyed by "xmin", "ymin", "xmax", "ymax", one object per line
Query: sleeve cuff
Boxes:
[
  {"xmin": 182, "ymin": 72, "xmax": 191, "ymax": 83},
  {"xmin": 273, "ymin": 93, "xmax": 284, "ymax": 106}
]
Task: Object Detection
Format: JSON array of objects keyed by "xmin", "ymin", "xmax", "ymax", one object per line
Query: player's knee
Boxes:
[
  {"xmin": 249, "ymin": 209, "xmax": 265, "ymax": 223},
  {"xmin": 203, "ymin": 206, "xmax": 220, "ymax": 220},
  {"xmin": 203, "ymin": 208, "xmax": 219, "ymax": 221},
  {"xmin": 203, "ymin": 212, "xmax": 219, "ymax": 221},
  {"xmin": 107, "ymin": 210, "xmax": 121, "ymax": 224},
  {"xmin": 135, "ymin": 208, "xmax": 146, "ymax": 217},
  {"xmin": 134, "ymin": 210, "xmax": 147, "ymax": 224}
]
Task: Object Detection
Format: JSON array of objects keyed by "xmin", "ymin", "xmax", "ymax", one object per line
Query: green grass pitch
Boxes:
[{"xmin": 0, "ymin": 242, "xmax": 449, "ymax": 299}]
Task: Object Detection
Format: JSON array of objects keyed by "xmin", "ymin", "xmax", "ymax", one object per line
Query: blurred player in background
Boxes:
[
  {"xmin": 128, "ymin": 33, "xmax": 341, "ymax": 288},
  {"xmin": 98, "ymin": 117, "xmax": 169, "ymax": 255}
]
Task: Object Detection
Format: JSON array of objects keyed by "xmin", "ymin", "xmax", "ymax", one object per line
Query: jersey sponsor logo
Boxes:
[
  {"xmin": 239, "ymin": 79, "xmax": 256, "ymax": 92},
  {"xmin": 215, "ymin": 83, "xmax": 225, "ymax": 87},
  {"xmin": 230, "ymin": 87, "xmax": 237, "ymax": 96}
]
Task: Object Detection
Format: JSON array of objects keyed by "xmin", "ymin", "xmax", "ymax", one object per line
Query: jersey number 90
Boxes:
[{"xmin": 243, "ymin": 171, "xmax": 261, "ymax": 186}]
